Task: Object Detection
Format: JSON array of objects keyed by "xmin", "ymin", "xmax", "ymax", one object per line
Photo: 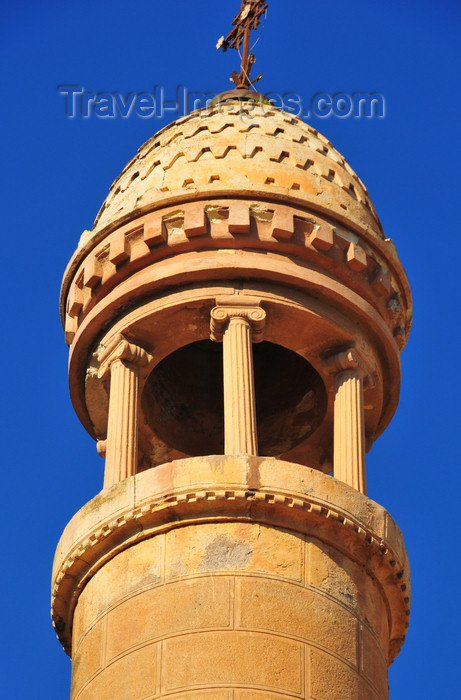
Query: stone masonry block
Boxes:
[
  {"xmin": 346, "ymin": 242, "xmax": 368, "ymax": 271},
  {"xmin": 371, "ymin": 267, "xmax": 391, "ymax": 296},
  {"xmin": 361, "ymin": 625, "xmax": 388, "ymax": 699},
  {"xmin": 309, "ymin": 649, "xmax": 377, "ymax": 700},
  {"xmin": 309, "ymin": 224, "xmax": 334, "ymax": 251},
  {"xmin": 162, "ymin": 631, "xmax": 303, "ymax": 695},
  {"xmin": 164, "ymin": 692, "xmax": 233, "ymax": 699},
  {"xmin": 236, "ymin": 692, "xmax": 299, "ymax": 700},
  {"xmin": 306, "ymin": 537, "xmax": 388, "ymax": 647},
  {"xmin": 228, "ymin": 202, "xmax": 250, "ymax": 234},
  {"xmin": 76, "ymin": 642, "xmax": 160, "ymax": 700},
  {"xmin": 106, "ymin": 576, "xmax": 232, "ymax": 661},
  {"xmin": 184, "ymin": 206, "xmax": 207, "ymax": 237},
  {"xmin": 271, "ymin": 210, "xmax": 295, "ymax": 241},
  {"xmin": 134, "ymin": 456, "xmax": 247, "ymax": 505},
  {"xmin": 237, "ymin": 577, "xmax": 358, "ymax": 665},
  {"xmin": 143, "ymin": 214, "xmax": 166, "ymax": 247},
  {"xmin": 67, "ymin": 284, "xmax": 83, "ymax": 318},
  {"xmin": 109, "ymin": 230, "xmax": 130, "ymax": 265},
  {"xmin": 164, "ymin": 521, "xmax": 303, "ymax": 582},
  {"xmin": 73, "ymin": 535, "xmax": 164, "ymax": 647},
  {"xmin": 70, "ymin": 618, "xmax": 103, "ymax": 697},
  {"xmin": 83, "ymin": 257, "xmax": 103, "ymax": 289},
  {"xmin": 64, "ymin": 316, "xmax": 77, "ymax": 345}
]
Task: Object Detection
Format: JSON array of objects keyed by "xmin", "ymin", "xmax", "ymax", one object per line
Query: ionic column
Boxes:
[
  {"xmin": 324, "ymin": 350, "xmax": 367, "ymax": 494},
  {"xmin": 210, "ymin": 301, "xmax": 266, "ymax": 455},
  {"xmin": 98, "ymin": 336, "xmax": 153, "ymax": 489}
]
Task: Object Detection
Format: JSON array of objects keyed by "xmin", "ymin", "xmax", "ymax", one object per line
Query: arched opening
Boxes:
[{"xmin": 142, "ymin": 339, "xmax": 327, "ymax": 457}]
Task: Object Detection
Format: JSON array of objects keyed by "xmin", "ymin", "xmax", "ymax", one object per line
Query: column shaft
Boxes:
[
  {"xmin": 334, "ymin": 369, "xmax": 366, "ymax": 494},
  {"xmin": 104, "ymin": 359, "xmax": 139, "ymax": 489},
  {"xmin": 223, "ymin": 317, "xmax": 258, "ymax": 455}
]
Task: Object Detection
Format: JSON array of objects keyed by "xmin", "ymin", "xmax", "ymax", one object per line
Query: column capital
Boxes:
[
  {"xmin": 98, "ymin": 335, "xmax": 154, "ymax": 381},
  {"xmin": 210, "ymin": 298, "xmax": 266, "ymax": 343},
  {"xmin": 322, "ymin": 347, "xmax": 374, "ymax": 387}
]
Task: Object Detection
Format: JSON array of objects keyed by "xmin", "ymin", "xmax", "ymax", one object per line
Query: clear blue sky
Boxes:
[{"xmin": 1, "ymin": 1, "xmax": 460, "ymax": 697}]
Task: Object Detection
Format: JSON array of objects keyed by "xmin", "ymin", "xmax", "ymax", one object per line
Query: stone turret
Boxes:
[{"xmin": 53, "ymin": 94, "xmax": 411, "ymax": 699}]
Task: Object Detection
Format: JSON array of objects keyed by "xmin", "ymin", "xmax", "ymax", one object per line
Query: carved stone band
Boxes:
[
  {"xmin": 51, "ymin": 456, "xmax": 410, "ymax": 662},
  {"xmin": 210, "ymin": 305, "xmax": 266, "ymax": 343},
  {"xmin": 98, "ymin": 335, "xmax": 154, "ymax": 381}
]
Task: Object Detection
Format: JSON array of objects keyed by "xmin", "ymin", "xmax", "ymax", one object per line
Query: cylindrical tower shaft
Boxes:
[{"xmin": 55, "ymin": 457, "xmax": 405, "ymax": 700}]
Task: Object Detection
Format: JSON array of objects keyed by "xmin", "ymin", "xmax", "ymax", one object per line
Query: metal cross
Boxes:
[{"xmin": 217, "ymin": 1, "xmax": 268, "ymax": 89}]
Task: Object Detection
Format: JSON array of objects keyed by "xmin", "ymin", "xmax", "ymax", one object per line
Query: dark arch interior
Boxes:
[{"xmin": 142, "ymin": 339, "xmax": 327, "ymax": 457}]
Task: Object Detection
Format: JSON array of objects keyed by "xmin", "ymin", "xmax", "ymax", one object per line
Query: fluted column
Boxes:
[
  {"xmin": 98, "ymin": 336, "xmax": 153, "ymax": 489},
  {"xmin": 223, "ymin": 316, "xmax": 257, "ymax": 455},
  {"xmin": 210, "ymin": 301, "xmax": 266, "ymax": 455},
  {"xmin": 324, "ymin": 349, "xmax": 367, "ymax": 494}
]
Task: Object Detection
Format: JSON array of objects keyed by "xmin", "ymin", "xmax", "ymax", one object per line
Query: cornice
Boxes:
[
  {"xmin": 61, "ymin": 199, "xmax": 411, "ymax": 350},
  {"xmin": 51, "ymin": 456, "xmax": 410, "ymax": 664}
]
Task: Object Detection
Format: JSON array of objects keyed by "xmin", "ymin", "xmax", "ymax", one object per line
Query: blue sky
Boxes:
[{"xmin": 1, "ymin": 1, "xmax": 460, "ymax": 697}]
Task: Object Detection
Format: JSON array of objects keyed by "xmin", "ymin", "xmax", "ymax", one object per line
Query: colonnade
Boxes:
[{"xmin": 98, "ymin": 304, "xmax": 367, "ymax": 494}]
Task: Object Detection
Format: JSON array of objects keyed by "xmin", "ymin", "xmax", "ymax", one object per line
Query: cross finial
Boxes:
[{"xmin": 217, "ymin": 1, "xmax": 268, "ymax": 89}]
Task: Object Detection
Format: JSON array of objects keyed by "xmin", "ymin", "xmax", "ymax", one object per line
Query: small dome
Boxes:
[{"xmin": 92, "ymin": 96, "xmax": 383, "ymax": 241}]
